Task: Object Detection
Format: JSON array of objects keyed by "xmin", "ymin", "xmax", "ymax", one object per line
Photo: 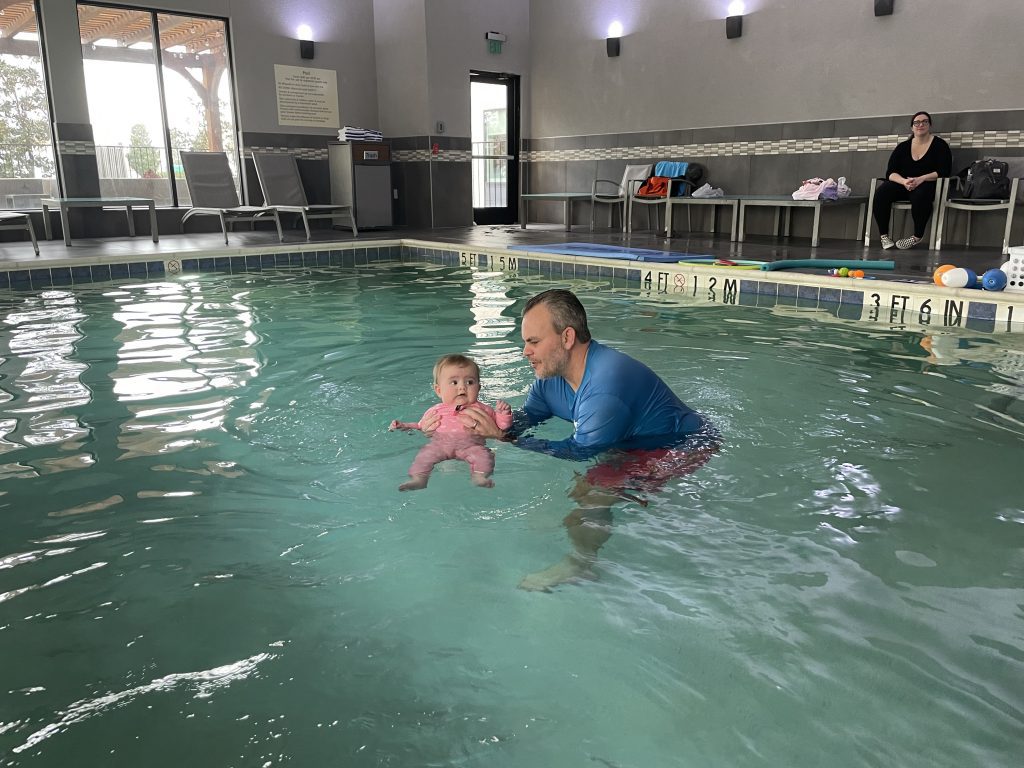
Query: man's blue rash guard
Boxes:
[{"xmin": 511, "ymin": 340, "xmax": 704, "ymax": 460}]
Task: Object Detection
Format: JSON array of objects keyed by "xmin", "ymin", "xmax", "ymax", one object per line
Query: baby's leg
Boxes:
[
  {"xmin": 402, "ymin": 443, "xmax": 446, "ymax": 491},
  {"xmin": 400, "ymin": 473, "xmax": 430, "ymax": 491},
  {"xmin": 460, "ymin": 445, "xmax": 496, "ymax": 488},
  {"xmin": 470, "ymin": 471, "xmax": 494, "ymax": 488}
]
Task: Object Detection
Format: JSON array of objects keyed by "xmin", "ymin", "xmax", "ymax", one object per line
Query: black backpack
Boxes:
[{"xmin": 956, "ymin": 159, "xmax": 1011, "ymax": 200}]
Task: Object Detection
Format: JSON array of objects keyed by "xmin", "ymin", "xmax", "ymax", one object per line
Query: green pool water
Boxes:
[{"xmin": 1, "ymin": 263, "xmax": 1022, "ymax": 767}]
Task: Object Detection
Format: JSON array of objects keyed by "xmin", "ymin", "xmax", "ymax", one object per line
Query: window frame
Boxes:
[{"xmin": 76, "ymin": 1, "xmax": 242, "ymax": 207}]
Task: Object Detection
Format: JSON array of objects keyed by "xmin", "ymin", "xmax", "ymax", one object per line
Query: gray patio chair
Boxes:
[
  {"xmin": 180, "ymin": 151, "xmax": 283, "ymax": 245},
  {"xmin": 590, "ymin": 163, "xmax": 652, "ymax": 232},
  {"xmin": 935, "ymin": 167, "xmax": 1020, "ymax": 256},
  {"xmin": 253, "ymin": 152, "xmax": 357, "ymax": 238},
  {"xmin": 864, "ymin": 176, "xmax": 946, "ymax": 250},
  {"xmin": 0, "ymin": 211, "xmax": 40, "ymax": 256}
]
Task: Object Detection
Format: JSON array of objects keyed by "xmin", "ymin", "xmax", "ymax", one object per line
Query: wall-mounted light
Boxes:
[
  {"xmin": 297, "ymin": 24, "xmax": 314, "ymax": 60},
  {"xmin": 606, "ymin": 21, "xmax": 622, "ymax": 57},
  {"xmin": 874, "ymin": 0, "xmax": 894, "ymax": 16},
  {"xmin": 726, "ymin": 1, "xmax": 744, "ymax": 39}
]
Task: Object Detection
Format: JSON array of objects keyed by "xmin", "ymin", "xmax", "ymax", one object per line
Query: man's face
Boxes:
[
  {"xmin": 434, "ymin": 364, "xmax": 481, "ymax": 407},
  {"xmin": 521, "ymin": 304, "xmax": 571, "ymax": 379}
]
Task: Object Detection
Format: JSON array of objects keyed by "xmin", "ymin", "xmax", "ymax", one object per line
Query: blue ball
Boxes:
[{"xmin": 982, "ymin": 268, "xmax": 1008, "ymax": 291}]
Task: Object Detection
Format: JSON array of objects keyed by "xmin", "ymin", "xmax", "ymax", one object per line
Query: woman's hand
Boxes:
[
  {"xmin": 904, "ymin": 176, "xmax": 919, "ymax": 191},
  {"xmin": 458, "ymin": 407, "xmax": 505, "ymax": 440}
]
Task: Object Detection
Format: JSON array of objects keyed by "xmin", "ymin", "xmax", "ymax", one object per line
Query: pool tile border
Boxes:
[{"xmin": 1, "ymin": 238, "xmax": 1022, "ymax": 334}]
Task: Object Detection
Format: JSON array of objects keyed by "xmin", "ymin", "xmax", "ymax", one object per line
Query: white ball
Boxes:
[{"xmin": 940, "ymin": 267, "xmax": 972, "ymax": 288}]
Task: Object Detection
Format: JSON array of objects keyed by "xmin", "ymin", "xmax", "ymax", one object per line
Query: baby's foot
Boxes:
[
  {"xmin": 471, "ymin": 472, "xmax": 494, "ymax": 488},
  {"xmin": 399, "ymin": 475, "xmax": 429, "ymax": 491}
]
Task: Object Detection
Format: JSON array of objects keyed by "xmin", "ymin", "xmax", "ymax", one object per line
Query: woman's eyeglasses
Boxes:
[{"xmin": 912, "ymin": 120, "xmax": 930, "ymax": 127}]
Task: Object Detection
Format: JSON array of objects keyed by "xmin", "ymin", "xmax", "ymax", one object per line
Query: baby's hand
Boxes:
[
  {"xmin": 389, "ymin": 419, "xmax": 420, "ymax": 431},
  {"xmin": 496, "ymin": 400, "xmax": 512, "ymax": 415}
]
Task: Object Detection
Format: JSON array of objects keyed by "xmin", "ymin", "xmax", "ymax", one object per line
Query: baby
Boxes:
[{"xmin": 390, "ymin": 354, "xmax": 512, "ymax": 491}]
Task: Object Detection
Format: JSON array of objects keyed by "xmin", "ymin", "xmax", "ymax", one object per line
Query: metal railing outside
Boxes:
[{"xmin": 471, "ymin": 140, "xmax": 510, "ymax": 208}]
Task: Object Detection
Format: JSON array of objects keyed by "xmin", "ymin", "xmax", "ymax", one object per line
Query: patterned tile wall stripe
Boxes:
[
  {"xmin": 57, "ymin": 140, "xmax": 96, "ymax": 155},
  {"xmin": 1, "ymin": 240, "xmax": 1022, "ymax": 333},
  {"xmin": 61, "ymin": 129, "xmax": 1024, "ymax": 166},
  {"xmin": 240, "ymin": 147, "xmax": 471, "ymax": 163},
  {"xmin": 392, "ymin": 149, "xmax": 473, "ymax": 162},
  {"xmin": 245, "ymin": 146, "xmax": 329, "ymax": 161},
  {"xmin": 522, "ymin": 130, "xmax": 1024, "ymax": 163}
]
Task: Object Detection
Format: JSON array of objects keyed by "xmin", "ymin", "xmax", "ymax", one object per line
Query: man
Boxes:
[{"xmin": 454, "ymin": 289, "xmax": 718, "ymax": 591}]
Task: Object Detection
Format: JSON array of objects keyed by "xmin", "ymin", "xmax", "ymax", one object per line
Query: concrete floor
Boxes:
[{"xmin": 0, "ymin": 220, "xmax": 1012, "ymax": 283}]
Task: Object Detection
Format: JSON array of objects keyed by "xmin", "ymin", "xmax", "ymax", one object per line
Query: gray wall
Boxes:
[
  {"xmin": 373, "ymin": 0, "xmax": 431, "ymax": 137},
  {"xmin": 424, "ymin": 0, "xmax": 531, "ymax": 137},
  {"xmin": 528, "ymin": 0, "xmax": 1024, "ymax": 138}
]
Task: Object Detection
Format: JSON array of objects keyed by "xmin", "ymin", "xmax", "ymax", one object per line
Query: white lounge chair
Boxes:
[
  {"xmin": 590, "ymin": 163, "xmax": 652, "ymax": 232},
  {"xmin": 180, "ymin": 151, "xmax": 283, "ymax": 245},
  {"xmin": 253, "ymin": 152, "xmax": 357, "ymax": 238}
]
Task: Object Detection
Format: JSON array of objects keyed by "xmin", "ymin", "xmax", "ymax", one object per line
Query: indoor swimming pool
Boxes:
[{"xmin": 1, "ymin": 262, "xmax": 1022, "ymax": 767}]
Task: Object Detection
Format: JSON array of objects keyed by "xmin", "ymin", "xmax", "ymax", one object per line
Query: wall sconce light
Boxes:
[
  {"xmin": 726, "ymin": 1, "xmax": 744, "ymax": 39},
  {"xmin": 874, "ymin": 0, "xmax": 894, "ymax": 16},
  {"xmin": 606, "ymin": 21, "xmax": 622, "ymax": 57},
  {"xmin": 297, "ymin": 24, "xmax": 314, "ymax": 60}
]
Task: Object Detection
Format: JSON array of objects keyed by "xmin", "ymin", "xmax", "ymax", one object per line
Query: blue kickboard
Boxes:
[{"xmin": 507, "ymin": 242, "xmax": 711, "ymax": 263}]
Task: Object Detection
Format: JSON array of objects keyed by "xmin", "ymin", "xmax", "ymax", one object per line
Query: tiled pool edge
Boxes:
[
  {"xmin": 1, "ymin": 237, "xmax": 1022, "ymax": 334},
  {"xmin": 403, "ymin": 239, "xmax": 1024, "ymax": 334}
]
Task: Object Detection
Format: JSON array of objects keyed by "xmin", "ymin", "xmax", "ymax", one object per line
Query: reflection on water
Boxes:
[{"xmin": 0, "ymin": 264, "xmax": 1022, "ymax": 768}]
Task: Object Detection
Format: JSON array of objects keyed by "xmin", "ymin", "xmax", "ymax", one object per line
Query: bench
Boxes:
[
  {"xmin": 519, "ymin": 192, "xmax": 593, "ymax": 231},
  {"xmin": 0, "ymin": 211, "xmax": 40, "ymax": 256},
  {"xmin": 41, "ymin": 196, "xmax": 159, "ymax": 246},
  {"xmin": 665, "ymin": 194, "xmax": 867, "ymax": 246}
]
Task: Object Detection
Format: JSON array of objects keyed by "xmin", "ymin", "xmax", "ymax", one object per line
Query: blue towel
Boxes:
[
  {"xmin": 654, "ymin": 161, "xmax": 688, "ymax": 178},
  {"xmin": 654, "ymin": 161, "xmax": 690, "ymax": 196}
]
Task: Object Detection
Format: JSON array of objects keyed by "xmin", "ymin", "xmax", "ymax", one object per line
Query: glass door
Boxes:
[{"xmin": 470, "ymin": 71, "xmax": 519, "ymax": 225}]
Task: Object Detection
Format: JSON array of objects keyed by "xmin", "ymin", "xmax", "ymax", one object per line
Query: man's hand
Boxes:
[
  {"xmin": 458, "ymin": 406, "xmax": 506, "ymax": 440},
  {"xmin": 419, "ymin": 410, "xmax": 441, "ymax": 436}
]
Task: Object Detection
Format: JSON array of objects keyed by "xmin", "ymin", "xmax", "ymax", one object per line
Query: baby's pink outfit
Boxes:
[{"xmin": 408, "ymin": 402, "xmax": 513, "ymax": 477}]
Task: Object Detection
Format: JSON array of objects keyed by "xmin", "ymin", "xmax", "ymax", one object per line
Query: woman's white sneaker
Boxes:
[
  {"xmin": 895, "ymin": 236, "xmax": 921, "ymax": 250},
  {"xmin": 880, "ymin": 234, "xmax": 895, "ymax": 250}
]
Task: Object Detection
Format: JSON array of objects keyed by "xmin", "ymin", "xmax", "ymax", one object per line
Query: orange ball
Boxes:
[
  {"xmin": 851, "ymin": 269, "xmax": 865, "ymax": 278},
  {"xmin": 933, "ymin": 264, "xmax": 956, "ymax": 285}
]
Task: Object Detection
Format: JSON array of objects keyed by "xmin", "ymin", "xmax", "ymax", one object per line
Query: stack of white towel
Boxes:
[{"xmin": 338, "ymin": 126, "xmax": 383, "ymax": 142}]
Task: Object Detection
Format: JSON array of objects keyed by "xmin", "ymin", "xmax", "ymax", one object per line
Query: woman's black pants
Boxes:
[{"xmin": 872, "ymin": 180, "xmax": 937, "ymax": 238}]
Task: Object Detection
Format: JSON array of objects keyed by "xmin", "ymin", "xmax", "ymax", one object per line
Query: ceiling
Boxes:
[{"xmin": 0, "ymin": 1, "xmax": 226, "ymax": 57}]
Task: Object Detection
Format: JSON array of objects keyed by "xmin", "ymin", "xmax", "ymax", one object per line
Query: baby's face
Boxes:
[{"xmin": 434, "ymin": 364, "xmax": 481, "ymax": 407}]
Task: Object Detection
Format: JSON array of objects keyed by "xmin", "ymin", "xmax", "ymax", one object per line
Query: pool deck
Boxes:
[{"xmin": 1, "ymin": 222, "xmax": 1021, "ymax": 331}]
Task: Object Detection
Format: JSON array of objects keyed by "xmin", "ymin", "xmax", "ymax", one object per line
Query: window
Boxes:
[
  {"xmin": 78, "ymin": 4, "xmax": 237, "ymax": 206},
  {"xmin": 0, "ymin": 1, "xmax": 56, "ymax": 210}
]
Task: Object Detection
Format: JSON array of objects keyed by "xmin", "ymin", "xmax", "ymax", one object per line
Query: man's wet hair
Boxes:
[{"xmin": 523, "ymin": 289, "xmax": 592, "ymax": 343}]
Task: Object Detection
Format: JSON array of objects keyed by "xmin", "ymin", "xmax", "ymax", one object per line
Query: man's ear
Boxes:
[{"xmin": 562, "ymin": 326, "xmax": 576, "ymax": 349}]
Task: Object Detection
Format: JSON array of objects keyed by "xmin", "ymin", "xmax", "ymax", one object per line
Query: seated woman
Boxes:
[{"xmin": 872, "ymin": 110, "xmax": 953, "ymax": 250}]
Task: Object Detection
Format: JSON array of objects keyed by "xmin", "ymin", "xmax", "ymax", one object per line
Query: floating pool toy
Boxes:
[
  {"xmin": 677, "ymin": 258, "xmax": 766, "ymax": 269},
  {"xmin": 940, "ymin": 267, "xmax": 978, "ymax": 289},
  {"xmin": 760, "ymin": 259, "xmax": 895, "ymax": 272},
  {"xmin": 981, "ymin": 268, "xmax": 1008, "ymax": 291},
  {"xmin": 933, "ymin": 264, "xmax": 956, "ymax": 285}
]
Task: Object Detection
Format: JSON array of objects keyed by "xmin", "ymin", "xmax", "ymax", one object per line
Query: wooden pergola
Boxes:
[{"xmin": 0, "ymin": 1, "xmax": 230, "ymax": 150}]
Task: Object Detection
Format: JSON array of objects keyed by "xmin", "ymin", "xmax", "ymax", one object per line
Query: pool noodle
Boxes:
[{"xmin": 760, "ymin": 259, "xmax": 895, "ymax": 272}]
